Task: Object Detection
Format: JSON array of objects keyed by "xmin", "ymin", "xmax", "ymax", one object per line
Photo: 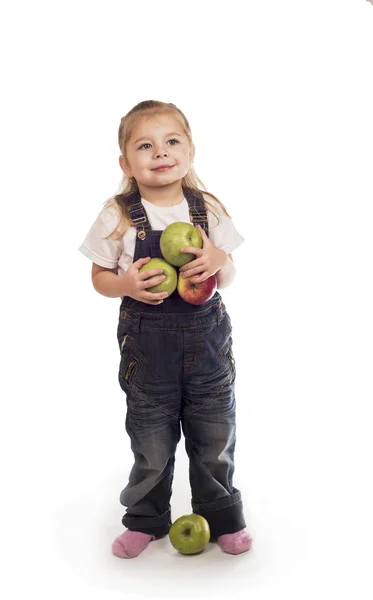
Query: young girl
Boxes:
[{"xmin": 79, "ymin": 100, "xmax": 253, "ymax": 558}]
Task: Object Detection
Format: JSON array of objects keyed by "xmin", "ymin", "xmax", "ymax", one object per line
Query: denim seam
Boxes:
[
  {"xmin": 123, "ymin": 522, "xmax": 168, "ymax": 528},
  {"xmin": 120, "ymin": 339, "xmax": 147, "ymax": 361},
  {"xmin": 123, "ymin": 521, "xmax": 169, "ymax": 529},
  {"xmin": 121, "ymin": 301, "xmax": 223, "ymax": 319},
  {"xmin": 136, "ymin": 322, "xmax": 216, "ymax": 332},
  {"xmin": 182, "ymin": 368, "xmax": 232, "ymax": 416},
  {"xmin": 123, "ymin": 508, "xmax": 171, "ymax": 526},
  {"xmin": 193, "ymin": 498, "xmax": 242, "ymax": 513},
  {"xmin": 119, "ymin": 351, "xmax": 147, "ymax": 389},
  {"xmin": 131, "ymin": 385, "xmax": 181, "ymax": 420},
  {"xmin": 125, "ymin": 414, "xmax": 172, "ymax": 437}
]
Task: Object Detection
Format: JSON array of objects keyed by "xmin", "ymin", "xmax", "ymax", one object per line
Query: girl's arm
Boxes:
[
  {"xmin": 91, "ymin": 263, "xmax": 123, "ymax": 298},
  {"xmin": 179, "ymin": 226, "xmax": 237, "ymax": 288},
  {"xmin": 91, "ymin": 260, "xmax": 169, "ymax": 304},
  {"xmin": 216, "ymin": 253, "xmax": 236, "ymax": 289}
]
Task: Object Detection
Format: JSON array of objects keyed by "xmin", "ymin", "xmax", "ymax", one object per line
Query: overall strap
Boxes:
[
  {"xmin": 119, "ymin": 189, "xmax": 152, "ymax": 238},
  {"xmin": 183, "ymin": 186, "xmax": 209, "ymax": 235},
  {"xmin": 117, "ymin": 186, "xmax": 209, "ymax": 236}
]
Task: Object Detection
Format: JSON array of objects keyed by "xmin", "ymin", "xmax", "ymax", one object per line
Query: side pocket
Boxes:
[
  {"xmin": 225, "ymin": 348, "xmax": 236, "ymax": 381},
  {"xmin": 118, "ymin": 335, "xmax": 146, "ymax": 391},
  {"xmin": 218, "ymin": 317, "xmax": 236, "ymax": 381}
]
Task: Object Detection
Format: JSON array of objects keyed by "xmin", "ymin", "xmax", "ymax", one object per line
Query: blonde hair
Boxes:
[{"xmin": 103, "ymin": 100, "xmax": 230, "ymax": 240}]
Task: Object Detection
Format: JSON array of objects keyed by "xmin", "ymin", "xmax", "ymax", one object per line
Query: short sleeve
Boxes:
[
  {"xmin": 204, "ymin": 194, "xmax": 245, "ymax": 254},
  {"xmin": 78, "ymin": 206, "xmax": 123, "ymax": 268}
]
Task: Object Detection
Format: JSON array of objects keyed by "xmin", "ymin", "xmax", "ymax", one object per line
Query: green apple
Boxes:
[
  {"xmin": 139, "ymin": 257, "xmax": 177, "ymax": 295},
  {"xmin": 169, "ymin": 513, "xmax": 210, "ymax": 554},
  {"xmin": 160, "ymin": 222, "xmax": 202, "ymax": 267}
]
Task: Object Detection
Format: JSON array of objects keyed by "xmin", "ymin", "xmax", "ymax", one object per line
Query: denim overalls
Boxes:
[{"xmin": 116, "ymin": 185, "xmax": 246, "ymax": 539}]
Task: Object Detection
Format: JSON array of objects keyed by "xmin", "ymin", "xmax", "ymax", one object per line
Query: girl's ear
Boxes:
[
  {"xmin": 189, "ymin": 143, "xmax": 195, "ymax": 164},
  {"xmin": 119, "ymin": 154, "xmax": 132, "ymax": 178}
]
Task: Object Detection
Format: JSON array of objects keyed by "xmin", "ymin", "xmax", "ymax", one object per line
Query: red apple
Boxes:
[{"xmin": 177, "ymin": 273, "xmax": 217, "ymax": 305}]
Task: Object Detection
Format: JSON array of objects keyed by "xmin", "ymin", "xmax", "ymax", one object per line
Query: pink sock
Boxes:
[
  {"xmin": 217, "ymin": 529, "xmax": 253, "ymax": 555},
  {"xmin": 112, "ymin": 530, "xmax": 156, "ymax": 558}
]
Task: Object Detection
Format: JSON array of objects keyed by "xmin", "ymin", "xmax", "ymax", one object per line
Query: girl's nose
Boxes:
[{"xmin": 154, "ymin": 146, "xmax": 169, "ymax": 158}]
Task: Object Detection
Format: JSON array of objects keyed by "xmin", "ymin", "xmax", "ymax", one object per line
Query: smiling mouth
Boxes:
[{"xmin": 152, "ymin": 165, "xmax": 175, "ymax": 172}]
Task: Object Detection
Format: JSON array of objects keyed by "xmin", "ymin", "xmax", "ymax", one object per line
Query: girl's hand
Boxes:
[
  {"xmin": 123, "ymin": 257, "xmax": 169, "ymax": 305},
  {"xmin": 179, "ymin": 224, "xmax": 227, "ymax": 283}
]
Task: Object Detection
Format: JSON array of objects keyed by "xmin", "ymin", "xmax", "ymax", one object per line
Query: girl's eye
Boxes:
[{"xmin": 138, "ymin": 138, "xmax": 180, "ymax": 150}]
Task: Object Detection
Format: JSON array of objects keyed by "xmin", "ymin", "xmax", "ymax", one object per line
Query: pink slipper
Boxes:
[
  {"xmin": 217, "ymin": 529, "xmax": 253, "ymax": 554},
  {"xmin": 112, "ymin": 530, "xmax": 156, "ymax": 558}
]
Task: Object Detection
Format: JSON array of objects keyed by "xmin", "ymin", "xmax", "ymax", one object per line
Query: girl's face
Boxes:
[{"xmin": 120, "ymin": 114, "xmax": 194, "ymax": 188}]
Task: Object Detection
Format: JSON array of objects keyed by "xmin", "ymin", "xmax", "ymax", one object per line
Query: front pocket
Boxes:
[
  {"xmin": 118, "ymin": 336, "xmax": 146, "ymax": 390},
  {"xmin": 119, "ymin": 351, "xmax": 143, "ymax": 389},
  {"xmin": 124, "ymin": 358, "xmax": 137, "ymax": 382}
]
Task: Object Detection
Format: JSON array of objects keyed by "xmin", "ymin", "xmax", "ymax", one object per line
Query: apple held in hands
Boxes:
[
  {"xmin": 178, "ymin": 273, "xmax": 217, "ymax": 305},
  {"xmin": 169, "ymin": 513, "xmax": 210, "ymax": 555},
  {"xmin": 160, "ymin": 222, "xmax": 202, "ymax": 267},
  {"xmin": 139, "ymin": 258, "xmax": 177, "ymax": 295}
]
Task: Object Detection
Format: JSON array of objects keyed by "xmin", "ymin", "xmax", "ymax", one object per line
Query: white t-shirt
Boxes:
[{"xmin": 78, "ymin": 192, "xmax": 245, "ymax": 276}]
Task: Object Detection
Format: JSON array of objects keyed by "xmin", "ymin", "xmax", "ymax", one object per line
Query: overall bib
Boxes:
[{"xmin": 116, "ymin": 186, "xmax": 246, "ymax": 539}]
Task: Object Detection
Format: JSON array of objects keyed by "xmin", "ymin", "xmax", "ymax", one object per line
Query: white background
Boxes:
[{"xmin": 1, "ymin": 1, "xmax": 373, "ymax": 598}]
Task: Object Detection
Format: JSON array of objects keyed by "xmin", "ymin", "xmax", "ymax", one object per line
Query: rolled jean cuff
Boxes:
[
  {"xmin": 192, "ymin": 488, "xmax": 246, "ymax": 539},
  {"xmin": 122, "ymin": 507, "xmax": 172, "ymax": 537}
]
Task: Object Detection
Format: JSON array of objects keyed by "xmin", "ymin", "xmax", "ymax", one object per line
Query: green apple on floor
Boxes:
[{"xmin": 169, "ymin": 513, "xmax": 210, "ymax": 554}]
